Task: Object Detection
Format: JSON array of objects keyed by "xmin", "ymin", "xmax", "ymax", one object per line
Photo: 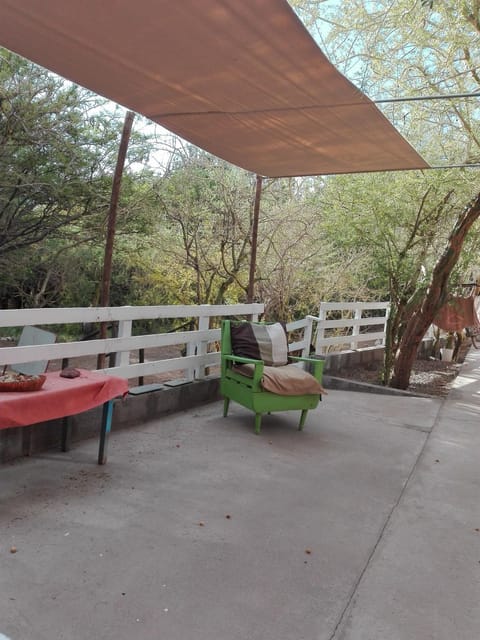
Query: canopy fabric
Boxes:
[{"xmin": 0, "ymin": 0, "xmax": 429, "ymax": 177}]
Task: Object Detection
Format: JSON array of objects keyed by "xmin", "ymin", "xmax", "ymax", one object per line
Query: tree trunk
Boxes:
[
  {"xmin": 391, "ymin": 190, "xmax": 480, "ymax": 389},
  {"xmin": 383, "ymin": 311, "xmax": 397, "ymax": 385},
  {"xmin": 97, "ymin": 110, "xmax": 135, "ymax": 369}
]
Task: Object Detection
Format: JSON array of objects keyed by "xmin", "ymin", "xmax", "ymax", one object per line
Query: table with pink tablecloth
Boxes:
[{"xmin": 0, "ymin": 369, "xmax": 128, "ymax": 464}]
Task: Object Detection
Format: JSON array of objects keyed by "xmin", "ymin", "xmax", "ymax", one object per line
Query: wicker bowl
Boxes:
[{"xmin": 0, "ymin": 374, "xmax": 47, "ymax": 392}]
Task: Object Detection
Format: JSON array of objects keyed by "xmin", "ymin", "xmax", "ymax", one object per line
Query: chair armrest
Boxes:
[
  {"xmin": 288, "ymin": 355, "xmax": 325, "ymax": 382},
  {"xmin": 223, "ymin": 355, "xmax": 264, "ymax": 388},
  {"xmin": 224, "ymin": 354, "xmax": 262, "ymax": 365}
]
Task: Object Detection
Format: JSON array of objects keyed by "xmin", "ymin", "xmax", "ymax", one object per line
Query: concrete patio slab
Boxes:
[
  {"xmin": 0, "ymin": 352, "xmax": 477, "ymax": 640},
  {"xmin": 333, "ymin": 349, "xmax": 480, "ymax": 640}
]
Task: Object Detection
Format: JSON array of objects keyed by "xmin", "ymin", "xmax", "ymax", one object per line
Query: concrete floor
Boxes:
[{"xmin": 1, "ymin": 350, "xmax": 480, "ymax": 640}]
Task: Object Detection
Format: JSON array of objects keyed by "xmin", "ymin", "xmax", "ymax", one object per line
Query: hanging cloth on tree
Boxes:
[{"xmin": 433, "ymin": 296, "xmax": 480, "ymax": 331}]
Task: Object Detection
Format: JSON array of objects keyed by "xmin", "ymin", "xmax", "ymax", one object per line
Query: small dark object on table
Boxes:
[{"xmin": 60, "ymin": 367, "xmax": 81, "ymax": 379}]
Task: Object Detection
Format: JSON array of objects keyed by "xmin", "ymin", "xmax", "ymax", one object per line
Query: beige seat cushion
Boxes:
[{"xmin": 233, "ymin": 363, "xmax": 325, "ymax": 396}]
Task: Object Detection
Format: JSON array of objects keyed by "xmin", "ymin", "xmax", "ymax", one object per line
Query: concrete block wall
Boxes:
[
  {"xmin": 0, "ymin": 340, "xmax": 434, "ymax": 464},
  {"xmin": 321, "ymin": 339, "xmax": 433, "ymax": 374},
  {"xmin": 0, "ymin": 378, "xmax": 222, "ymax": 464},
  {"xmin": 320, "ymin": 346, "xmax": 384, "ymax": 374}
]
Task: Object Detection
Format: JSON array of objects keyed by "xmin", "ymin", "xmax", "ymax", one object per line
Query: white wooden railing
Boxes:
[
  {"xmin": 314, "ymin": 301, "xmax": 390, "ymax": 354},
  {"xmin": 0, "ymin": 304, "xmax": 264, "ymax": 383},
  {"xmin": 0, "ymin": 300, "xmax": 403, "ymax": 384},
  {"xmin": 284, "ymin": 302, "xmax": 391, "ymax": 357}
]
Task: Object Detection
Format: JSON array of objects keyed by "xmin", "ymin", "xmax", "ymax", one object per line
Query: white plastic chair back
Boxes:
[{"xmin": 12, "ymin": 326, "xmax": 56, "ymax": 376}]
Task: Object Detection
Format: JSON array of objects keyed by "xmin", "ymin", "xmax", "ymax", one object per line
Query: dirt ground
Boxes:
[{"xmin": 334, "ymin": 341, "xmax": 472, "ymax": 397}]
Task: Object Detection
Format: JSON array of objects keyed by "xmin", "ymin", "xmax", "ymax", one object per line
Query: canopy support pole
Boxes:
[
  {"xmin": 97, "ymin": 110, "xmax": 135, "ymax": 369},
  {"xmin": 247, "ymin": 174, "xmax": 263, "ymax": 306}
]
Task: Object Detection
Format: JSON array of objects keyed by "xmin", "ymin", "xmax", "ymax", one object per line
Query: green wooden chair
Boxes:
[{"xmin": 220, "ymin": 319, "xmax": 325, "ymax": 434}]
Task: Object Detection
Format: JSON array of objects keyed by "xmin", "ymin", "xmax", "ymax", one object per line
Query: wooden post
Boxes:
[
  {"xmin": 351, "ymin": 307, "xmax": 362, "ymax": 350},
  {"xmin": 315, "ymin": 304, "xmax": 327, "ymax": 355},
  {"xmin": 97, "ymin": 110, "xmax": 135, "ymax": 369},
  {"xmin": 247, "ymin": 174, "xmax": 263, "ymax": 305}
]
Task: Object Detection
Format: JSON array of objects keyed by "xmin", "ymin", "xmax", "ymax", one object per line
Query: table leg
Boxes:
[
  {"xmin": 61, "ymin": 416, "xmax": 71, "ymax": 452},
  {"xmin": 98, "ymin": 400, "xmax": 114, "ymax": 465},
  {"xmin": 22, "ymin": 426, "xmax": 33, "ymax": 456}
]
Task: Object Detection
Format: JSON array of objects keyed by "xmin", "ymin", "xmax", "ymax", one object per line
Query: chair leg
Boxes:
[
  {"xmin": 254, "ymin": 413, "xmax": 262, "ymax": 435},
  {"xmin": 223, "ymin": 397, "xmax": 230, "ymax": 417},
  {"xmin": 299, "ymin": 409, "xmax": 309, "ymax": 431}
]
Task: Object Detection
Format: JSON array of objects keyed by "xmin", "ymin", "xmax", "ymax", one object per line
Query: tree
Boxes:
[
  {"xmin": 255, "ymin": 178, "xmax": 373, "ymax": 322},
  {"xmin": 153, "ymin": 153, "xmax": 253, "ymax": 305},
  {"xmin": 292, "ymin": 0, "xmax": 480, "ymax": 386},
  {"xmin": 1, "ymin": 51, "xmax": 103, "ymax": 254},
  {"xmin": 0, "ymin": 49, "xmax": 153, "ymax": 307},
  {"xmin": 392, "ymin": 190, "xmax": 480, "ymax": 388},
  {"xmin": 310, "ymin": 162, "xmax": 480, "ymax": 384}
]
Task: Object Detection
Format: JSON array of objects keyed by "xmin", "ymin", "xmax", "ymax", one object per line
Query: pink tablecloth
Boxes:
[{"xmin": 0, "ymin": 369, "xmax": 128, "ymax": 430}]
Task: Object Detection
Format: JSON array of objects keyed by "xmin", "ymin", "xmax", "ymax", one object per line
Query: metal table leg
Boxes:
[
  {"xmin": 98, "ymin": 400, "xmax": 114, "ymax": 465},
  {"xmin": 61, "ymin": 416, "xmax": 71, "ymax": 452}
]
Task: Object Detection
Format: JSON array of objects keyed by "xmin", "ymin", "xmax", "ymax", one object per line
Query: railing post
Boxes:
[
  {"xmin": 351, "ymin": 305, "xmax": 362, "ymax": 350},
  {"xmin": 302, "ymin": 316, "xmax": 314, "ymax": 357},
  {"xmin": 185, "ymin": 339, "xmax": 196, "ymax": 381},
  {"xmin": 315, "ymin": 304, "xmax": 327, "ymax": 355},
  {"xmin": 114, "ymin": 319, "xmax": 132, "ymax": 367},
  {"xmin": 195, "ymin": 309, "xmax": 210, "ymax": 379}
]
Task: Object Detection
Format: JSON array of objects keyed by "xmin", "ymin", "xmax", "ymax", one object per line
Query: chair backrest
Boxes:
[
  {"xmin": 221, "ymin": 320, "xmax": 233, "ymax": 354},
  {"xmin": 11, "ymin": 326, "xmax": 56, "ymax": 375},
  {"xmin": 222, "ymin": 319, "xmax": 289, "ymax": 366}
]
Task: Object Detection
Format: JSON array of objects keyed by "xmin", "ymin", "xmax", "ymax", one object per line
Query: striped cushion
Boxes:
[{"xmin": 230, "ymin": 322, "xmax": 288, "ymax": 367}]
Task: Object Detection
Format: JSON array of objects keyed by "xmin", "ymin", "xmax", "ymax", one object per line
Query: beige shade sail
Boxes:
[{"xmin": 0, "ymin": 0, "xmax": 429, "ymax": 177}]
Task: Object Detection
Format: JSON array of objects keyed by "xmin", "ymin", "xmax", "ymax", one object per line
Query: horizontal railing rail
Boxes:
[
  {"xmin": 0, "ymin": 304, "xmax": 264, "ymax": 383},
  {"xmin": 314, "ymin": 301, "xmax": 390, "ymax": 354},
  {"xmin": 280, "ymin": 304, "xmax": 391, "ymax": 357},
  {"xmin": 1, "ymin": 300, "xmax": 433, "ymax": 384},
  {"xmin": 0, "ymin": 304, "xmax": 265, "ymax": 327}
]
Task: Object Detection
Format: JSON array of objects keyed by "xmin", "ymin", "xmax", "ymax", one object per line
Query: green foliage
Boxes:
[
  {"xmin": 151, "ymin": 153, "xmax": 253, "ymax": 305},
  {"xmin": 1, "ymin": 51, "xmax": 106, "ymax": 253},
  {"xmin": 291, "ymin": 0, "xmax": 480, "ymax": 382},
  {"xmin": 315, "ymin": 167, "xmax": 480, "ymax": 381},
  {"xmin": 0, "ymin": 50, "xmax": 154, "ymax": 308}
]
